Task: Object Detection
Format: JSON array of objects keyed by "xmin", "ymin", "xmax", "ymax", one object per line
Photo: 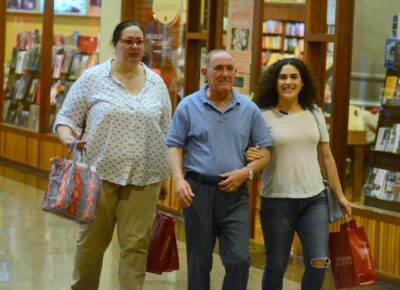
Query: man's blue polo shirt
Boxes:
[{"xmin": 166, "ymin": 85, "xmax": 272, "ymax": 176}]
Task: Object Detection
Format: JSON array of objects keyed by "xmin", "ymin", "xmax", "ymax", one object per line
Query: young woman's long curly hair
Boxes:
[{"xmin": 253, "ymin": 58, "xmax": 318, "ymax": 111}]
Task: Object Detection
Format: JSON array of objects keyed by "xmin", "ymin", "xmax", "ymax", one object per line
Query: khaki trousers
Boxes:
[{"xmin": 71, "ymin": 181, "xmax": 160, "ymax": 290}]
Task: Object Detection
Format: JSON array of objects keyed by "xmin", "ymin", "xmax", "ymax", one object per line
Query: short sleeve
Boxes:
[
  {"xmin": 314, "ymin": 106, "xmax": 329, "ymax": 142},
  {"xmin": 165, "ymin": 101, "xmax": 188, "ymax": 148},
  {"xmin": 158, "ymin": 79, "xmax": 172, "ymax": 136}
]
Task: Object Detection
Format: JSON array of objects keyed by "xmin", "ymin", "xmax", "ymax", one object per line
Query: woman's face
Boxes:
[
  {"xmin": 276, "ymin": 64, "xmax": 303, "ymax": 101},
  {"xmin": 114, "ymin": 25, "xmax": 144, "ymax": 64}
]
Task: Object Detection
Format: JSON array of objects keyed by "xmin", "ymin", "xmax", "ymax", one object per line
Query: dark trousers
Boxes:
[{"xmin": 184, "ymin": 174, "xmax": 250, "ymax": 290}]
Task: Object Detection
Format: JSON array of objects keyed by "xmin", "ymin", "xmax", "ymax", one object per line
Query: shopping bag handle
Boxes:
[{"xmin": 340, "ymin": 219, "xmax": 357, "ymax": 231}]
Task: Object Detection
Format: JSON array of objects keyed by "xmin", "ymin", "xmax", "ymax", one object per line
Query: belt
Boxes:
[{"xmin": 185, "ymin": 171, "xmax": 222, "ymax": 187}]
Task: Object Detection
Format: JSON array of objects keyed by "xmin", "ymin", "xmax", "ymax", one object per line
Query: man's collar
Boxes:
[{"xmin": 200, "ymin": 84, "xmax": 241, "ymax": 105}]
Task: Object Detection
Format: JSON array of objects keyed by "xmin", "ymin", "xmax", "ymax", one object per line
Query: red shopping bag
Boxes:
[
  {"xmin": 41, "ymin": 145, "xmax": 101, "ymax": 224},
  {"xmin": 146, "ymin": 211, "xmax": 179, "ymax": 274},
  {"xmin": 329, "ymin": 219, "xmax": 377, "ymax": 289}
]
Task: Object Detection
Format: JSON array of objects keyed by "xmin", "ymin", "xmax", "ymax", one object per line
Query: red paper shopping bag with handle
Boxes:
[
  {"xmin": 146, "ymin": 211, "xmax": 179, "ymax": 274},
  {"xmin": 329, "ymin": 219, "xmax": 377, "ymax": 289}
]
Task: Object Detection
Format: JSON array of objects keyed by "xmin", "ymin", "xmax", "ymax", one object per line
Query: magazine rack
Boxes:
[{"xmin": 363, "ymin": 104, "xmax": 400, "ymax": 212}]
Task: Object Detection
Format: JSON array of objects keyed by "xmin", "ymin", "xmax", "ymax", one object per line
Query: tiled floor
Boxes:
[{"xmin": 0, "ymin": 161, "xmax": 398, "ymax": 290}]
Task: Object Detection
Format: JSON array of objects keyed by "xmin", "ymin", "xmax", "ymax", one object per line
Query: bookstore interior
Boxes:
[{"xmin": 1, "ymin": 0, "xmax": 400, "ymax": 284}]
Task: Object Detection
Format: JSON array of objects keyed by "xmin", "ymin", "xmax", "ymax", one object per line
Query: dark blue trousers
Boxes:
[{"xmin": 184, "ymin": 175, "xmax": 250, "ymax": 290}]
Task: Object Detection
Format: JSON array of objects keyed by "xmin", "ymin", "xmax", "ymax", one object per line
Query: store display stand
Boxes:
[{"xmin": 363, "ymin": 104, "xmax": 400, "ymax": 212}]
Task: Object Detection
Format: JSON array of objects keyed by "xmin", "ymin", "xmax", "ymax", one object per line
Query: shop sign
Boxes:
[{"xmin": 153, "ymin": 0, "xmax": 181, "ymax": 25}]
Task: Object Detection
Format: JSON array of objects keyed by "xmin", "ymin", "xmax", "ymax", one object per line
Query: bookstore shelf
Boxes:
[
  {"xmin": 363, "ymin": 104, "xmax": 400, "ymax": 213},
  {"xmin": 1, "ymin": 1, "xmax": 100, "ymax": 170},
  {"xmin": 364, "ymin": 195, "xmax": 400, "ymax": 213},
  {"xmin": 262, "ymin": 2, "xmax": 305, "ymax": 67},
  {"xmin": 7, "ymin": 10, "xmax": 100, "ymax": 18}
]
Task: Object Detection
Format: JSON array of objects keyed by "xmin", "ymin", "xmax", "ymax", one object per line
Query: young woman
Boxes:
[{"xmin": 248, "ymin": 58, "xmax": 352, "ymax": 290}]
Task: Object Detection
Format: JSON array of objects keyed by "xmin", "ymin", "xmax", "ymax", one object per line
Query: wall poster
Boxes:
[{"xmin": 226, "ymin": 0, "xmax": 254, "ymax": 96}]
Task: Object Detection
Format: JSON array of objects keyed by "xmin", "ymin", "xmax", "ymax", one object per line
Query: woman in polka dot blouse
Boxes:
[{"xmin": 54, "ymin": 20, "xmax": 172, "ymax": 290}]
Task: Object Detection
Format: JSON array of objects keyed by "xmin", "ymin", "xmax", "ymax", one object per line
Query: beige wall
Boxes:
[{"xmin": 99, "ymin": 0, "xmax": 121, "ymax": 62}]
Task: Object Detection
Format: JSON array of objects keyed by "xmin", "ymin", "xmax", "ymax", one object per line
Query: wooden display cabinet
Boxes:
[
  {"xmin": 363, "ymin": 104, "xmax": 400, "ymax": 212},
  {"xmin": 0, "ymin": 0, "xmax": 100, "ymax": 172}
]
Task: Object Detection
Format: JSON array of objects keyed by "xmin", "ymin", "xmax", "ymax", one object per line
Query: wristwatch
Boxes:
[{"xmin": 247, "ymin": 166, "xmax": 254, "ymax": 180}]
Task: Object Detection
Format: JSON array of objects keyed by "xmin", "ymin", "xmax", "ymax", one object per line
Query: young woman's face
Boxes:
[
  {"xmin": 114, "ymin": 25, "xmax": 144, "ymax": 64},
  {"xmin": 276, "ymin": 64, "xmax": 304, "ymax": 101}
]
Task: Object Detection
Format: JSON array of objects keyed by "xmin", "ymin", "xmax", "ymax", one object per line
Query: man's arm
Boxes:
[
  {"xmin": 168, "ymin": 147, "xmax": 195, "ymax": 207},
  {"xmin": 219, "ymin": 147, "xmax": 270, "ymax": 192}
]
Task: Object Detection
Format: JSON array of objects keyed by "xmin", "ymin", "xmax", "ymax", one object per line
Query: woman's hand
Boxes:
[
  {"xmin": 337, "ymin": 195, "xmax": 352, "ymax": 217},
  {"xmin": 246, "ymin": 145, "xmax": 263, "ymax": 162},
  {"xmin": 56, "ymin": 125, "xmax": 86, "ymax": 151}
]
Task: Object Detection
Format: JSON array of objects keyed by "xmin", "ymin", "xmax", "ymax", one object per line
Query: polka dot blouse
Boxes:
[{"xmin": 54, "ymin": 59, "xmax": 172, "ymax": 186}]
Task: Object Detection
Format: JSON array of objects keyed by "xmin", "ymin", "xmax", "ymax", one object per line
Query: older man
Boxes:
[{"xmin": 166, "ymin": 49, "xmax": 272, "ymax": 290}]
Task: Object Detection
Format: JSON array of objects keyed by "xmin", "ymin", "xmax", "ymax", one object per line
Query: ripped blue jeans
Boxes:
[{"xmin": 260, "ymin": 191, "xmax": 330, "ymax": 290}]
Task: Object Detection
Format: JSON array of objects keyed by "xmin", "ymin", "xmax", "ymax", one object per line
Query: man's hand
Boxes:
[
  {"xmin": 218, "ymin": 168, "xmax": 248, "ymax": 192},
  {"xmin": 174, "ymin": 178, "xmax": 195, "ymax": 207}
]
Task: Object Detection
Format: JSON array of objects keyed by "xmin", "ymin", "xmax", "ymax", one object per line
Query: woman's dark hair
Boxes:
[
  {"xmin": 253, "ymin": 57, "xmax": 318, "ymax": 111},
  {"xmin": 111, "ymin": 20, "xmax": 142, "ymax": 47}
]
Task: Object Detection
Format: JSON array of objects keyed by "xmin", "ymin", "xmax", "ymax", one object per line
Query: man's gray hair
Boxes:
[{"xmin": 202, "ymin": 49, "xmax": 233, "ymax": 69}]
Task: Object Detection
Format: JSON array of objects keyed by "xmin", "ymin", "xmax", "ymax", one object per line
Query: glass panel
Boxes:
[
  {"xmin": 326, "ymin": 0, "xmax": 336, "ymax": 34},
  {"xmin": 350, "ymin": 0, "xmax": 400, "ymax": 205},
  {"xmin": 3, "ymin": 1, "xmax": 42, "ymax": 131},
  {"xmin": 200, "ymin": 0, "xmax": 209, "ymax": 32},
  {"xmin": 49, "ymin": 1, "xmax": 101, "ymax": 133},
  {"xmin": 138, "ymin": 0, "xmax": 186, "ymax": 110}
]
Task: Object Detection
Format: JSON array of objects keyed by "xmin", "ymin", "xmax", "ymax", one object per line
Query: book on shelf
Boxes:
[
  {"xmin": 77, "ymin": 54, "xmax": 89, "ymax": 77},
  {"xmin": 382, "ymin": 171, "xmax": 397, "ymax": 201},
  {"xmin": 2, "ymin": 100, "xmax": 11, "ymax": 121},
  {"xmin": 27, "ymin": 46, "xmax": 40, "ymax": 71},
  {"xmin": 383, "ymin": 75, "xmax": 398, "ymax": 100},
  {"xmin": 50, "ymin": 80, "xmax": 65, "ymax": 105},
  {"xmin": 27, "ymin": 104, "xmax": 39, "ymax": 131},
  {"xmin": 10, "ymin": 47, "xmax": 18, "ymax": 69},
  {"xmin": 26, "ymin": 79, "xmax": 39, "ymax": 103},
  {"xmin": 52, "ymin": 54, "xmax": 64, "ymax": 79},
  {"xmin": 375, "ymin": 127, "xmax": 392, "ymax": 151},
  {"xmin": 363, "ymin": 167, "xmax": 387, "ymax": 198},
  {"xmin": 393, "ymin": 124, "xmax": 400, "ymax": 154},
  {"xmin": 69, "ymin": 54, "xmax": 82, "ymax": 80},
  {"xmin": 364, "ymin": 167, "xmax": 400, "ymax": 203},
  {"xmin": 77, "ymin": 35, "xmax": 98, "ymax": 54},
  {"xmin": 61, "ymin": 51, "xmax": 74, "ymax": 74},
  {"xmin": 15, "ymin": 75, "xmax": 30, "ymax": 100},
  {"xmin": 16, "ymin": 109, "xmax": 30, "ymax": 128},
  {"xmin": 393, "ymin": 172, "xmax": 400, "ymax": 201},
  {"xmin": 384, "ymin": 38, "xmax": 400, "ymax": 69},
  {"xmin": 5, "ymin": 109, "xmax": 17, "ymax": 124},
  {"xmin": 15, "ymin": 51, "xmax": 27, "ymax": 74},
  {"xmin": 7, "ymin": 0, "xmax": 37, "ymax": 11},
  {"xmin": 393, "ymin": 14, "xmax": 400, "ymax": 39},
  {"xmin": 5, "ymin": 74, "xmax": 16, "ymax": 98},
  {"xmin": 374, "ymin": 124, "xmax": 400, "ymax": 153}
]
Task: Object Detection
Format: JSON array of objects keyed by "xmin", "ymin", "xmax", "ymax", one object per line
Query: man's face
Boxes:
[{"xmin": 202, "ymin": 52, "xmax": 236, "ymax": 94}]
